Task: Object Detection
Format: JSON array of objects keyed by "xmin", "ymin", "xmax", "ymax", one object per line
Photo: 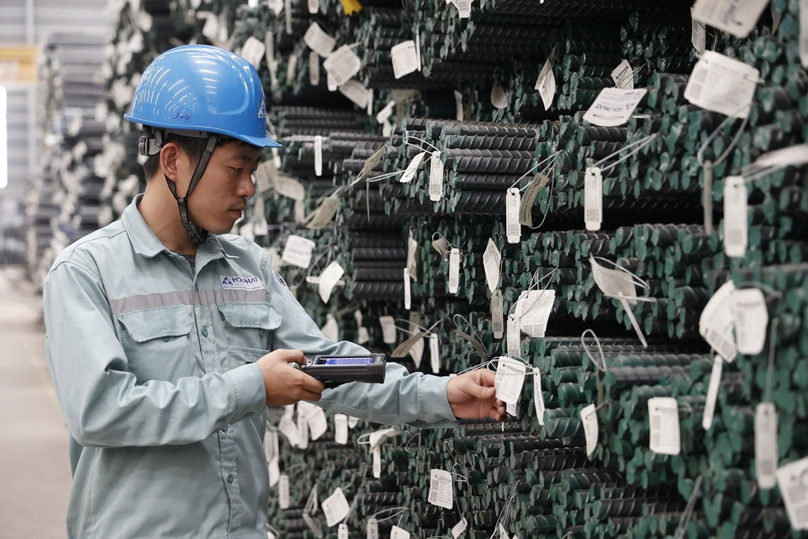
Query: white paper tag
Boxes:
[
  {"xmin": 241, "ymin": 36, "xmax": 267, "ymax": 68},
  {"xmin": 409, "ymin": 313, "xmax": 424, "ymax": 368},
  {"xmin": 703, "ymin": 355, "xmax": 723, "ymax": 430},
  {"xmin": 367, "ymin": 88, "xmax": 373, "ymax": 116},
  {"xmin": 776, "ymin": 456, "xmax": 808, "ymax": 529},
  {"xmin": 328, "ymin": 72, "xmax": 338, "ymax": 92},
  {"xmin": 428, "ymin": 469, "xmax": 453, "ymax": 509},
  {"xmin": 536, "ymin": 57, "xmax": 556, "ymax": 110},
  {"xmin": 310, "ymin": 51, "xmax": 320, "ymax": 86},
  {"xmin": 265, "ymin": 431, "xmax": 279, "ymax": 462},
  {"xmin": 699, "ymin": 281, "xmax": 737, "ymax": 362},
  {"xmin": 532, "ymin": 369, "xmax": 545, "ymax": 426},
  {"xmin": 515, "ymin": 290, "xmax": 555, "ymax": 338},
  {"xmin": 491, "ymin": 81, "xmax": 509, "ymax": 109},
  {"xmin": 492, "ymin": 290, "xmax": 504, "ymax": 339},
  {"xmin": 314, "ymin": 136, "xmax": 323, "ymax": 177},
  {"xmin": 269, "ymin": 458, "xmax": 280, "ymax": 487},
  {"xmin": 404, "ymin": 268, "xmax": 412, "ymax": 310},
  {"xmin": 367, "ymin": 517, "xmax": 379, "ymax": 539},
  {"xmin": 611, "ymin": 60, "xmax": 634, "ymax": 90},
  {"xmin": 452, "ymin": 517, "xmax": 468, "ymax": 538},
  {"xmin": 391, "ymin": 526, "xmax": 410, "ymax": 539},
  {"xmin": 584, "ymin": 167, "xmax": 603, "ymax": 231},
  {"xmin": 495, "ymin": 357, "xmax": 526, "ymax": 405},
  {"xmin": 498, "ymin": 524, "xmax": 508, "ymax": 539},
  {"xmin": 308, "ymin": 0, "xmax": 318, "ymax": 13},
  {"xmin": 338, "ymin": 80, "xmax": 371, "ymax": 109},
  {"xmin": 429, "ymin": 153, "xmax": 444, "ymax": 201},
  {"xmin": 401, "ymin": 152, "xmax": 425, "ymax": 183},
  {"xmin": 590, "ymin": 256, "xmax": 638, "ymax": 305},
  {"xmin": 507, "ymin": 314, "xmax": 520, "ymax": 357},
  {"xmin": 379, "ymin": 315, "xmax": 397, "ymax": 344},
  {"xmin": 368, "ymin": 428, "xmax": 398, "ymax": 450},
  {"xmin": 584, "ymin": 88, "xmax": 647, "ymax": 127},
  {"xmin": 319, "ymin": 261, "xmax": 345, "ymax": 304},
  {"xmin": 684, "ymin": 51, "xmax": 759, "ymax": 118},
  {"xmin": 390, "ymin": 40, "xmax": 420, "ymax": 79},
  {"xmin": 322, "ymin": 488, "xmax": 350, "ymax": 527},
  {"xmin": 372, "ymin": 446, "xmax": 381, "ymax": 478},
  {"xmin": 339, "ymin": 523, "xmax": 349, "ymax": 539},
  {"xmin": 691, "ymin": 0, "xmax": 769, "ymax": 38},
  {"xmin": 731, "ymin": 288, "xmax": 768, "ymax": 355},
  {"xmin": 348, "ymin": 415, "xmax": 359, "ymax": 429},
  {"xmin": 748, "ymin": 144, "xmax": 808, "ymax": 171},
  {"xmin": 648, "ymin": 397, "xmax": 681, "ymax": 455},
  {"xmin": 358, "ymin": 326, "xmax": 370, "ymax": 345},
  {"xmin": 448, "ymin": 248, "xmax": 461, "ymax": 294},
  {"xmin": 430, "ymin": 334, "xmax": 440, "ymax": 374},
  {"xmin": 335, "ymin": 414, "xmax": 349, "ymax": 445},
  {"xmin": 286, "ymin": 54, "xmax": 298, "ymax": 85},
  {"xmin": 506, "ymin": 188, "xmax": 521, "ymax": 243},
  {"xmin": 279, "ymin": 474, "xmax": 290, "ymax": 508},
  {"xmin": 457, "ymin": 0, "xmax": 471, "ymax": 18},
  {"xmin": 581, "ymin": 404, "xmax": 598, "ymax": 456},
  {"xmin": 755, "ymin": 402, "xmax": 778, "ymax": 489},
  {"xmin": 278, "ymin": 414, "xmax": 300, "ymax": 447},
  {"xmin": 303, "ymin": 514, "xmax": 323, "ymax": 538},
  {"xmin": 283, "ymin": 235, "xmax": 316, "ymax": 268},
  {"xmin": 296, "ymin": 411, "xmax": 309, "ymax": 448},
  {"xmin": 406, "ymin": 235, "xmax": 418, "ymax": 281},
  {"xmin": 376, "ymin": 100, "xmax": 395, "ymax": 124},
  {"xmin": 304, "ymin": 22, "xmax": 336, "ymax": 58},
  {"xmin": 691, "ymin": 8, "xmax": 706, "ymax": 56},
  {"xmin": 802, "ymin": 0, "xmax": 808, "ymax": 68},
  {"xmin": 322, "ymin": 314, "xmax": 339, "ymax": 342},
  {"xmin": 454, "ymin": 90, "xmax": 464, "ymax": 121},
  {"xmin": 324, "ymin": 45, "xmax": 362, "ymax": 87},
  {"xmin": 723, "ymin": 176, "xmax": 747, "ymax": 258},
  {"xmin": 304, "ymin": 483, "xmax": 319, "ymax": 515},
  {"xmin": 274, "ymin": 175, "xmax": 306, "ymax": 201}
]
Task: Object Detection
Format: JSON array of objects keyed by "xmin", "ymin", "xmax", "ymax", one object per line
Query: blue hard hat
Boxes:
[{"xmin": 124, "ymin": 44, "xmax": 281, "ymax": 148}]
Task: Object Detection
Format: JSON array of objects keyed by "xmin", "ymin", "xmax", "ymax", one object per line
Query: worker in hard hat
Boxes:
[{"xmin": 42, "ymin": 45, "xmax": 505, "ymax": 538}]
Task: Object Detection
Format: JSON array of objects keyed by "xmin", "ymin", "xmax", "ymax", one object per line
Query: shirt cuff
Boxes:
[
  {"xmin": 225, "ymin": 363, "xmax": 266, "ymax": 420},
  {"xmin": 419, "ymin": 375, "xmax": 458, "ymax": 423}
]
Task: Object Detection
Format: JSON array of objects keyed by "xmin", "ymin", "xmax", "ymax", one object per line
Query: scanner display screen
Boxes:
[{"xmin": 323, "ymin": 357, "xmax": 375, "ymax": 365}]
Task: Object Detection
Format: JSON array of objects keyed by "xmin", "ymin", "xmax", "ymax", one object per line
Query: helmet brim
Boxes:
[{"xmin": 124, "ymin": 114, "xmax": 283, "ymax": 149}]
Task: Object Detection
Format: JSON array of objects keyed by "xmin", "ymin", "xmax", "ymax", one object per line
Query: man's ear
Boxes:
[{"xmin": 160, "ymin": 142, "xmax": 180, "ymax": 183}]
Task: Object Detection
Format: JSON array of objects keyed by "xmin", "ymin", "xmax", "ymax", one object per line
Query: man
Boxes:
[{"xmin": 43, "ymin": 45, "xmax": 505, "ymax": 538}]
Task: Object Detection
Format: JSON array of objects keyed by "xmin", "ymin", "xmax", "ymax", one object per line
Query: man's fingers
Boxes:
[
  {"xmin": 297, "ymin": 371, "xmax": 325, "ymax": 394},
  {"xmin": 273, "ymin": 349, "xmax": 306, "ymax": 365},
  {"xmin": 299, "ymin": 389, "xmax": 322, "ymax": 402},
  {"xmin": 477, "ymin": 369, "xmax": 497, "ymax": 387},
  {"xmin": 463, "ymin": 378, "xmax": 497, "ymax": 399}
]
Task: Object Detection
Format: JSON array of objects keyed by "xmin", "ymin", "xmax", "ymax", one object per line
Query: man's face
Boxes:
[{"xmin": 179, "ymin": 142, "xmax": 262, "ymax": 234}]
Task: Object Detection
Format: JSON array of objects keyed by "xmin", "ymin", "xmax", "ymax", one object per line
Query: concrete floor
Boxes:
[{"xmin": 0, "ymin": 268, "xmax": 71, "ymax": 539}]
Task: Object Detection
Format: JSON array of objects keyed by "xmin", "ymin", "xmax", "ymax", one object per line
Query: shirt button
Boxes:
[
  {"xmin": 201, "ymin": 328, "xmax": 209, "ymax": 337},
  {"xmin": 162, "ymin": 337, "xmax": 170, "ymax": 342},
  {"xmin": 227, "ymin": 474, "xmax": 234, "ymax": 484}
]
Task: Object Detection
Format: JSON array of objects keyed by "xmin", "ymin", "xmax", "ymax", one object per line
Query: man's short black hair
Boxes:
[{"xmin": 142, "ymin": 133, "xmax": 249, "ymax": 180}]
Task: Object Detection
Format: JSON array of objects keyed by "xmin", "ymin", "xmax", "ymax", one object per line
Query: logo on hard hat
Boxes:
[{"xmin": 258, "ymin": 99, "xmax": 266, "ymax": 119}]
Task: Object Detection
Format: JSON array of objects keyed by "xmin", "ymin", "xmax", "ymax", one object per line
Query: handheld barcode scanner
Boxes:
[{"xmin": 295, "ymin": 354, "xmax": 387, "ymax": 388}]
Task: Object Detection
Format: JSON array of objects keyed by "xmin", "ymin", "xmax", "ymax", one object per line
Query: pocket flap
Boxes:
[
  {"xmin": 117, "ymin": 306, "xmax": 193, "ymax": 343},
  {"xmin": 217, "ymin": 303, "xmax": 282, "ymax": 330}
]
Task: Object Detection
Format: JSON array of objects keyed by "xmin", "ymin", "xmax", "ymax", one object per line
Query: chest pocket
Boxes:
[
  {"xmin": 116, "ymin": 306, "xmax": 195, "ymax": 383},
  {"xmin": 216, "ymin": 303, "xmax": 282, "ymax": 366}
]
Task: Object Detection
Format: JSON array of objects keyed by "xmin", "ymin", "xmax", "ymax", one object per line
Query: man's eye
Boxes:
[{"xmin": 231, "ymin": 167, "xmax": 243, "ymax": 173}]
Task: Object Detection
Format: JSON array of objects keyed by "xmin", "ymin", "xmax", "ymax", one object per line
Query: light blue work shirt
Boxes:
[{"xmin": 43, "ymin": 194, "xmax": 458, "ymax": 539}]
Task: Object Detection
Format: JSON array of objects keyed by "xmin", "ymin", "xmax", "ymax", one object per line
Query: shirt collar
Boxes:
[{"xmin": 122, "ymin": 194, "xmax": 232, "ymax": 261}]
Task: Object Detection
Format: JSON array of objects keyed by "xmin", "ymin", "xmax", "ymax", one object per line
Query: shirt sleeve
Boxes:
[
  {"xmin": 261, "ymin": 253, "xmax": 458, "ymax": 427},
  {"xmin": 43, "ymin": 259, "xmax": 266, "ymax": 448}
]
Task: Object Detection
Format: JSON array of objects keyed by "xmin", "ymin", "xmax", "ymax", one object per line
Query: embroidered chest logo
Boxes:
[{"xmin": 220, "ymin": 275, "xmax": 264, "ymax": 291}]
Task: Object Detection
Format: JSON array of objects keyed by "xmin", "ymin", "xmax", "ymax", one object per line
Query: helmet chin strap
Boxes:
[{"xmin": 163, "ymin": 135, "xmax": 219, "ymax": 244}]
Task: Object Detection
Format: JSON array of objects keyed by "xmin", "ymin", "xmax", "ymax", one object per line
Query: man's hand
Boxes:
[
  {"xmin": 256, "ymin": 349, "xmax": 325, "ymax": 406},
  {"xmin": 446, "ymin": 369, "xmax": 506, "ymax": 422}
]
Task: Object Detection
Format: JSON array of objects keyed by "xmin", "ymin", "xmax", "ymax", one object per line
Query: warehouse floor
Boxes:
[{"xmin": 0, "ymin": 268, "xmax": 71, "ymax": 538}]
